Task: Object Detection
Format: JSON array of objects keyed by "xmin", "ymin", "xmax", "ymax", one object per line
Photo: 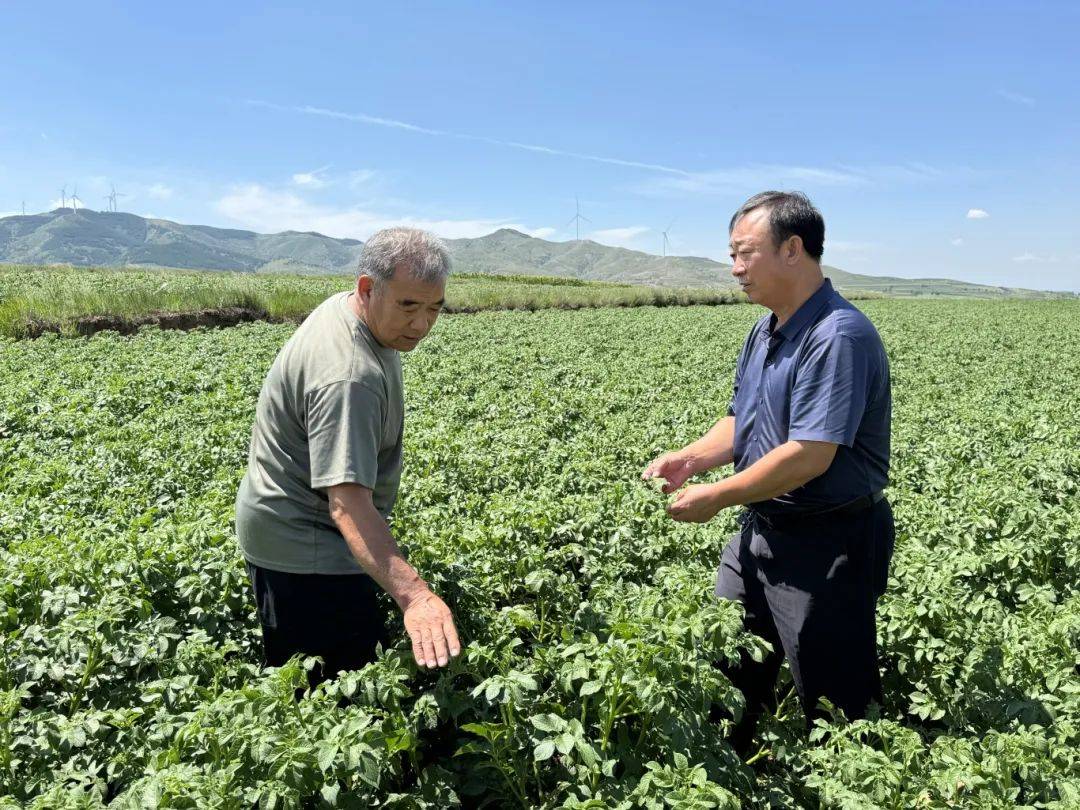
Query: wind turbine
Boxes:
[
  {"xmin": 70, "ymin": 185, "xmax": 82, "ymax": 212},
  {"xmin": 60, "ymin": 185, "xmax": 67, "ymax": 210},
  {"xmin": 566, "ymin": 195, "xmax": 591, "ymax": 242},
  {"xmin": 105, "ymin": 185, "xmax": 123, "ymax": 212},
  {"xmin": 661, "ymin": 218, "xmax": 676, "ymax": 258}
]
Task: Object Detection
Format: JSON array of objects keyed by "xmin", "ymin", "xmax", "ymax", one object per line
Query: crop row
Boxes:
[{"xmin": 1, "ymin": 299, "xmax": 1078, "ymax": 807}]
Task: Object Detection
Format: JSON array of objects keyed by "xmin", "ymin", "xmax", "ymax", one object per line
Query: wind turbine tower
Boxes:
[
  {"xmin": 60, "ymin": 186, "xmax": 67, "ymax": 210},
  {"xmin": 70, "ymin": 186, "xmax": 81, "ymax": 212},
  {"xmin": 566, "ymin": 196, "xmax": 591, "ymax": 242},
  {"xmin": 106, "ymin": 185, "xmax": 119, "ymax": 212},
  {"xmin": 661, "ymin": 219, "xmax": 676, "ymax": 258}
]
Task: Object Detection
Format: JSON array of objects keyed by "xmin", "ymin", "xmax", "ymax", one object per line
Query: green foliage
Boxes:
[
  {"xmin": 1, "ymin": 299, "xmax": 1079, "ymax": 807},
  {"xmin": 0, "ymin": 264, "xmax": 747, "ymax": 337}
]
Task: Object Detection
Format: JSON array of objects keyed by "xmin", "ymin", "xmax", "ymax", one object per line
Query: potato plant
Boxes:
[{"xmin": 1, "ymin": 299, "xmax": 1078, "ymax": 807}]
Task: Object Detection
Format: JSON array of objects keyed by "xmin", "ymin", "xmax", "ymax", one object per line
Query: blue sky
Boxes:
[{"xmin": 2, "ymin": 1, "xmax": 1078, "ymax": 291}]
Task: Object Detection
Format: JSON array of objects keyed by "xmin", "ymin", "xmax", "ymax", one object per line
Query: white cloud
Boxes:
[
  {"xmin": 951, "ymin": 237, "xmax": 965, "ymax": 246},
  {"xmin": 214, "ymin": 183, "xmax": 546, "ymax": 240},
  {"xmin": 248, "ymin": 100, "xmax": 975, "ymax": 204},
  {"xmin": 637, "ymin": 165, "xmax": 866, "ymax": 196},
  {"xmin": 636, "ymin": 162, "xmax": 960, "ymax": 197},
  {"xmin": 1012, "ymin": 253, "xmax": 1059, "ymax": 264},
  {"xmin": 346, "ymin": 169, "xmax": 378, "ymax": 189},
  {"xmin": 967, "ymin": 208, "xmax": 989, "ymax": 219},
  {"xmin": 827, "ymin": 240, "xmax": 876, "ymax": 254},
  {"xmin": 528, "ymin": 227, "xmax": 557, "ymax": 239},
  {"xmin": 248, "ymin": 99, "xmax": 692, "ymax": 176},
  {"xmin": 587, "ymin": 226, "xmax": 650, "ymax": 247},
  {"xmin": 148, "ymin": 183, "xmax": 174, "ymax": 200},
  {"xmin": 998, "ymin": 89, "xmax": 1035, "ymax": 107},
  {"xmin": 292, "ymin": 165, "xmax": 331, "ymax": 188}
]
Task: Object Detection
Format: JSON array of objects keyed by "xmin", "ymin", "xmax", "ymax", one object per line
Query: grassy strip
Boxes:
[{"xmin": 0, "ymin": 264, "xmax": 747, "ymax": 338}]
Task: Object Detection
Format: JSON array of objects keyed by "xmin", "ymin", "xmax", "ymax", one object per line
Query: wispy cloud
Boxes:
[
  {"xmin": 827, "ymin": 240, "xmax": 877, "ymax": 255},
  {"xmin": 292, "ymin": 165, "xmax": 331, "ymax": 188},
  {"xmin": 214, "ymin": 182, "xmax": 551, "ymax": 240},
  {"xmin": 248, "ymin": 100, "xmax": 966, "ymax": 199},
  {"xmin": 951, "ymin": 237, "xmax": 965, "ymax": 246},
  {"xmin": 998, "ymin": 89, "xmax": 1035, "ymax": 107},
  {"xmin": 642, "ymin": 166, "xmax": 864, "ymax": 196},
  {"xmin": 148, "ymin": 183, "xmax": 174, "ymax": 200},
  {"xmin": 1012, "ymin": 253, "xmax": 1059, "ymax": 264},
  {"xmin": 347, "ymin": 169, "xmax": 378, "ymax": 190},
  {"xmin": 967, "ymin": 208, "xmax": 990, "ymax": 219},
  {"xmin": 247, "ymin": 99, "xmax": 698, "ymax": 177},
  {"xmin": 587, "ymin": 225, "xmax": 650, "ymax": 247},
  {"xmin": 636, "ymin": 163, "xmax": 963, "ymax": 197}
]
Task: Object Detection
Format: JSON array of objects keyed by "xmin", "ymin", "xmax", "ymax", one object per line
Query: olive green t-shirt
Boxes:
[{"xmin": 235, "ymin": 291, "xmax": 403, "ymax": 574}]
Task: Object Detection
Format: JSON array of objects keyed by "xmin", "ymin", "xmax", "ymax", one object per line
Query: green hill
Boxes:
[{"xmin": 0, "ymin": 209, "xmax": 1066, "ymax": 298}]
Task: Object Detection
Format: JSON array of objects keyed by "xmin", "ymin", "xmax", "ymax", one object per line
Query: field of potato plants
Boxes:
[{"xmin": 1, "ymin": 298, "xmax": 1079, "ymax": 808}]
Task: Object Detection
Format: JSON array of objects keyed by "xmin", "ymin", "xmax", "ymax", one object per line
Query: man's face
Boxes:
[
  {"xmin": 729, "ymin": 208, "xmax": 787, "ymax": 307},
  {"xmin": 358, "ymin": 264, "xmax": 445, "ymax": 351}
]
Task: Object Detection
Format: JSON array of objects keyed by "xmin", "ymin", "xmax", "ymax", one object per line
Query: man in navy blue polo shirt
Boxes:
[{"xmin": 644, "ymin": 191, "xmax": 893, "ymax": 754}]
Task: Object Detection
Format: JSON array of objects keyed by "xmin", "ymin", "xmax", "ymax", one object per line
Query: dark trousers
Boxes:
[
  {"xmin": 715, "ymin": 498, "xmax": 894, "ymax": 754},
  {"xmin": 246, "ymin": 561, "xmax": 390, "ymax": 688}
]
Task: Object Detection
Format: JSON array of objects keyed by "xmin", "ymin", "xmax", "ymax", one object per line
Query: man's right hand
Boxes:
[
  {"xmin": 642, "ymin": 451, "xmax": 698, "ymax": 494},
  {"xmin": 402, "ymin": 589, "xmax": 461, "ymax": 669}
]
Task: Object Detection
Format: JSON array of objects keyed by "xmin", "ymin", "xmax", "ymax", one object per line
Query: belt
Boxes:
[{"xmin": 746, "ymin": 490, "xmax": 885, "ymax": 529}]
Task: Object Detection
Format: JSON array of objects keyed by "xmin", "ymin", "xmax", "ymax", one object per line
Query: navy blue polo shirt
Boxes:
[{"xmin": 727, "ymin": 278, "xmax": 891, "ymax": 511}]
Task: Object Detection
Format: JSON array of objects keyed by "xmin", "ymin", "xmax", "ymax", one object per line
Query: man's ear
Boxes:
[
  {"xmin": 357, "ymin": 274, "xmax": 375, "ymax": 302},
  {"xmin": 783, "ymin": 235, "xmax": 803, "ymax": 264}
]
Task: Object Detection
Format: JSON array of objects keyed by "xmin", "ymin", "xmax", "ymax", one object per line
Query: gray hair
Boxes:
[{"xmin": 357, "ymin": 227, "xmax": 451, "ymax": 286}]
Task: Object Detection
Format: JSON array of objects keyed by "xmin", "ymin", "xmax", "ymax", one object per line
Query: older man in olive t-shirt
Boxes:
[{"xmin": 236, "ymin": 227, "xmax": 461, "ymax": 682}]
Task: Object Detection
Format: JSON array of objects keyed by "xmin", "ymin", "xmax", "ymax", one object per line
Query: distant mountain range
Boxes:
[{"xmin": 0, "ymin": 209, "xmax": 1064, "ymax": 297}]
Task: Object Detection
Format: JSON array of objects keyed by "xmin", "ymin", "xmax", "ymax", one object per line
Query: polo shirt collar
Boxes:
[{"xmin": 771, "ymin": 278, "xmax": 835, "ymax": 342}]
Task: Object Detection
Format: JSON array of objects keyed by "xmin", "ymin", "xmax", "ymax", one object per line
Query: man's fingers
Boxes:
[
  {"xmin": 431, "ymin": 626, "xmax": 450, "ymax": 667},
  {"xmin": 666, "ymin": 491, "xmax": 687, "ymax": 519},
  {"xmin": 443, "ymin": 616, "xmax": 462, "ymax": 658},
  {"xmin": 420, "ymin": 627, "xmax": 437, "ymax": 669},
  {"xmin": 408, "ymin": 629, "xmax": 426, "ymax": 668}
]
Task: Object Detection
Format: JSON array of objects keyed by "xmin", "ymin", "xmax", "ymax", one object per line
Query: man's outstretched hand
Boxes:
[
  {"xmin": 402, "ymin": 590, "xmax": 461, "ymax": 669},
  {"xmin": 642, "ymin": 451, "xmax": 697, "ymax": 494},
  {"xmin": 666, "ymin": 481, "xmax": 724, "ymax": 523}
]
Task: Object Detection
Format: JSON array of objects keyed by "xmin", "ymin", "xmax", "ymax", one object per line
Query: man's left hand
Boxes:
[{"xmin": 667, "ymin": 482, "xmax": 725, "ymax": 523}]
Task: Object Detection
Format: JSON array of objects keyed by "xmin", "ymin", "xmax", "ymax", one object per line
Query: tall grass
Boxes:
[{"xmin": 0, "ymin": 265, "xmax": 749, "ymax": 337}]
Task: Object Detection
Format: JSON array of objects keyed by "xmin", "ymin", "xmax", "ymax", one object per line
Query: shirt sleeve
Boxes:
[
  {"xmin": 788, "ymin": 332, "xmax": 870, "ymax": 447},
  {"xmin": 727, "ymin": 325, "xmax": 757, "ymax": 417},
  {"xmin": 305, "ymin": 380, "xmax": 385, "ymax": 489}
]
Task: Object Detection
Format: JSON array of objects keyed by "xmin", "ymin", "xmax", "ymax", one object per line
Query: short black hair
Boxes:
[{"xmin": 728, "ymin": 191, "xmax": 825, "ymax": 262}]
